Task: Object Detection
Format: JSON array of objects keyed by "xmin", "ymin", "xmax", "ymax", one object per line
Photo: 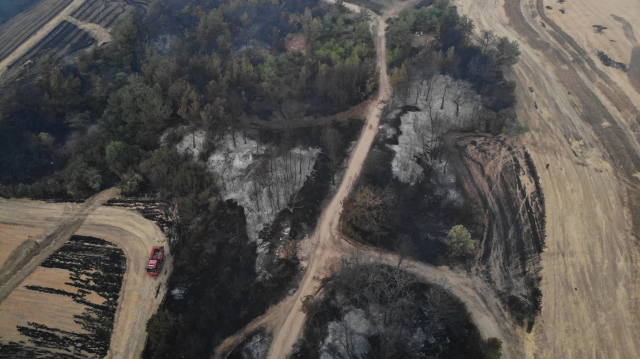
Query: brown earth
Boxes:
[
  {"xmin": 0, "ymin": 267, "xmax": 92, "ymax": 345},
  {"xmin": 454, "ymin": 0, "xmax": 640, "ymax": 357},
  {"xmin": 0, "ymin": 193, "xmax": 171, "ymax": 358},
  {"xmin": 0, "ymin": 188, "xmax": 118, "ymax": 303},
  {"xmin": 0, "ymin": 199, "xmax": 72, "ymax": 267},
  {"xmin": 453, "ymin": 135, "xmax": 545, "ymax": 330},
  {"xmin": 77, "ymin": 206, "xmax": 172, "ymax": 359}
]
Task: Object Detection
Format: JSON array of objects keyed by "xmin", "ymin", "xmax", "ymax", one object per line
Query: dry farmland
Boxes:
[
  {"xmin": 0, "ymin": 197, "xmax": 171, "ymax": 359},
  {"xmin": 0, "ymin": 0, "xmax": 74, "ymax": 62},
  {"xmin": 455, "ymin": 0, "xmax": 640, "ymax": 357},
  {"xmin": 0, "ymin": 0, "xmax": 147, "ymax": 80}
]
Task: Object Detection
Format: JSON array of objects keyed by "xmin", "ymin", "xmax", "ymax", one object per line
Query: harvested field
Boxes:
[
  {"xmin": 0, "ymin": 0, "xmax": 73, "ymax": 62},
  {"xmin": 13, "ymin": 20, "xmax": 96, "ymax": 68},
  {"xmin": 77, "ymin": 206, "xmax": 172, "ymax": 359},
  {"xmin": 0, "ymin": 0, "xmax": 146, "ymax": 81},
  {"xmin": 71, "ymin": 0, "xmax": 137, "ymax": 28},
  {"xmin": 0, "ymin": 198, "xmax": 74, "ymax": 267},
  {"xmin": 453, "ymin": 135, "xmax": 545, "ymax": 330},
  {"xmin": 0, "ymin": 196, "xmax": 171, "ymax": 359},
  {"xmin": 0, "ymin": 235, "xmax": 126, "ymax": 358},
  {"xmin": 455, "ymin": 0, "xmax": 640, "ymax": 357}
]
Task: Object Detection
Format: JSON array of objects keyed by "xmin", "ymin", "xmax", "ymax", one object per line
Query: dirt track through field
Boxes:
[
  {"xmin": 454, "ymin": 0, "xmax": 640, "ymax": 357},
  {"xmin": 0, "ymin": 193, "xmax": 171, "ymax": 358},
  {"xmin": 0, "ymin": 0, "xmax": 87, "ymax": 76},
  {"xmin": 0, "ymin": 188, "xmax": 118, "ymax": 304},
  {"xmin": 213, "ymin": 1, "xmax": 519, "ymax": 358}
]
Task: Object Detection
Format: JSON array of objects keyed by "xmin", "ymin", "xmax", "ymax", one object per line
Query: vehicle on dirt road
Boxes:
[{"xmin": 146, "ymin": 246, "xmax": 164, "ymax": 276}]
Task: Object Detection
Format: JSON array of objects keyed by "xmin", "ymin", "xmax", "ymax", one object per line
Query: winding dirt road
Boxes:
[
  {"xmin": 77, "ymin": 206, "xmax": 172, "ymax": 359},
  {"xmin": 454, "ymin": 0, "xmax": 640, "ymax": 357},
  {"xmin": 215, "ymin": 2, "xmax": 519, "ymax": 358}
]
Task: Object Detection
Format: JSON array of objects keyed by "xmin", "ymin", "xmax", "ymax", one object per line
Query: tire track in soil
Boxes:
[
  {"xmin": 454, "ymin": 0, "xmax": 640, "ymax": 357},
  {"xmin": 0, "ymin": 187, "xmax": 118, "ymax": 304}
]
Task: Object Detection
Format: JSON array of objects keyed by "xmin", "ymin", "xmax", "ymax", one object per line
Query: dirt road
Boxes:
[
  {"xmin": 263, "ymin": 5, "xmax": 391, "ymax": 358},
  {"xmin": 254, "ymin": 1, "xmax": 520, "ymax": 358},
  {"xmin": 77, "ymin": 206, "xmax": 172, "ymax": 359},
  {"xmin": 0, "ymin": 0, "xmax": 87, "ymax": 76},
  {"xmin": 454, "ymin": 0, "xmax": 640, "ymax": 357}
]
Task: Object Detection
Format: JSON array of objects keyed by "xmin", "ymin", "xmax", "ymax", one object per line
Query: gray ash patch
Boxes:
[
  {"xmin": 0, "ymin": 236, "xmax": 126, "ymax": 358},
  {"xmin": 597, "ymin": 51, "xmax": 627, "ymax": 71}
]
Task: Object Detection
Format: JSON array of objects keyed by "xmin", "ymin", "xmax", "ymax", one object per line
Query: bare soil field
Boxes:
[
  {"xmin": 0, "ymin": 195, "xmax": 171, "ymax": 359},
  {"xmin": 0, "ymin": 235, "xmax": 127, "ymax": 358},
  {"xmin": 454, "ymin": 0, "xmax": 640, "ymax": 357},
  {"xmin": 0, "ymin": 198, "xmax": 74, "ymax": 267},
  {"xmin": 0, "ymin": 0, "xmax": 73, "ymax": 61},
  {"xmin": 453, "ymin": 135, "xmax": 545, "ymax": 331}
]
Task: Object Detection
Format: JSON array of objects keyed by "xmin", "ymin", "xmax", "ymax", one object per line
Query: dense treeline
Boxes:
[{"xmin": 0, "ymin": 0, "xmax": 375, "ymax": 196}]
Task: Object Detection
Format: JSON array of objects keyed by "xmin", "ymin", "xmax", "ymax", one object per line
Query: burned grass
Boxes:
[
  {"xmin": 105, "ymin": 198, "xmax": 177, "ymax": 243},
  {"xmin": 596, "ymin": 50, "xmax": 627, "ymax": 71},
  {"xmin": 0, "ymin": 235, "xmax": 126, "ymax": 358}
]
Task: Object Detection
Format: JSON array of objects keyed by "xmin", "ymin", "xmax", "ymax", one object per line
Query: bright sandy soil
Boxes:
[
  {"xmin": 0, "ymin": 0, "xmax": 87, "ymax": 76},
  {"xmin": 77, "ymin": 206, "xmax": 172, "ymax": 359},
  {"xmin": 0, "ymin": 267, "xmax": 94, "ymax": 353},
  {"xmin": 0, "ymin": 194, "xmax": 171, "ymax": 359},
  {"xmin": 0, "ymin": 198, "xmax": 75, "ymax": 267},
  {"xmin": 454, "ymin": 0, "xmax": 640, "ymax": 357},
  {"xmin": 214, "ymin": 1, "xmax": 520, "ymax": 359},
  {"xmin": 63, "ymin": 14, "xmax": 112, "ymax": 46}
]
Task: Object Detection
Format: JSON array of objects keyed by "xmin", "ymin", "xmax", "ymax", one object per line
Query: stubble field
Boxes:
[{"xmin": 0, "ymin": 198, "xmax": 171, "ymax": 359}]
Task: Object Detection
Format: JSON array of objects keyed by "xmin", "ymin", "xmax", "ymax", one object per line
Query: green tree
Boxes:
[
  {"xmin": 36, "ymin": 55, "xmax": 81, "ymax": 121},
  {"xmin": 495, "ymin": 37, "xmax": 521, "ymax": 67},
  {"xmin": 105, "ymin": 141, "xmax": 137, "ymax": 176},
  {"xmin": 486, "ymin": 337, "xmax": 503, "ymax": 359},
  {"xmin": 447, "ymin": 224, "xmax": 477, "ymax": 257},
  {"xmin": 390, "ymin": 64, "xmax": 408, "ymax": 90},
  {"xmin": 63, "ymin": 156, "xmax": 102, "ymax": 197}
]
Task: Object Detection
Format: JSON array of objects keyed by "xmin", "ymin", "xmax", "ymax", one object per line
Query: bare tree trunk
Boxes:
[{"xmin": 441, "ymin": 84, "xmax": 449, "ymax": 110}]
